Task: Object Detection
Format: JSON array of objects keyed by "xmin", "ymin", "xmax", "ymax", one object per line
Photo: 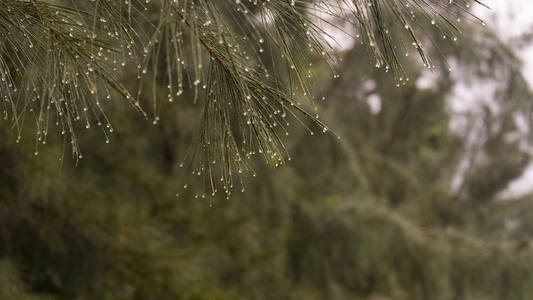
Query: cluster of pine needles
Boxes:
[{"xmin": 0, "ymin": 0, "xmax": 486, "ymax": 196}]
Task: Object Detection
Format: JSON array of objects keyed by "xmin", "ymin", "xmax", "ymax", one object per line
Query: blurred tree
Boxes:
[{"xmin": 2, "ymin": 1, "xmax": 533, "ymax": 300}]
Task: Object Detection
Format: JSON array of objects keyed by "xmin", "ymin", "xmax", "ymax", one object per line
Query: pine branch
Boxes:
[
  {"xmin": 28, "ymin": 0, "xmax": 49, "ymax": 29},
  {"xmin": 0, "ymin": 0, "xmax": 487, "ymax": 196}
]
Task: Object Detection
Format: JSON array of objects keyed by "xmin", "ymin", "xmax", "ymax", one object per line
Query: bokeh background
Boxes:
[{"xmin": 1, "ymin": 0, "xmax": 532, "ymax": 299}]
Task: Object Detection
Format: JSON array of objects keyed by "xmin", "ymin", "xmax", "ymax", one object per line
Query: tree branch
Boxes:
[{"xmin": 28, "ymin": 0, "xmax": 51, "ymax": 31}]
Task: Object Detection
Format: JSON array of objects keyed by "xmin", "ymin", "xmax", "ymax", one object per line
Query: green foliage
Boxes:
[
  {"xmin": 2, "ymin": 1, "xmax": 532, "ymax": 299},
  {"xmin": 1, "ymin": 0, "xmax": 486, "ymax": 194},
  {"xmin": 1, "ymin": 8, "xmax": 533, "ymax": 298}
]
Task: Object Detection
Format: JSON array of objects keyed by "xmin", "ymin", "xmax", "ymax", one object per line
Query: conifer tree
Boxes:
[
  {"xmin": 3, "ymin": 2, "xmax": 533, "ymax": 300},
  {"xmin": 1, "ymin": 0, "xmax": 486, "ymax": 194}
]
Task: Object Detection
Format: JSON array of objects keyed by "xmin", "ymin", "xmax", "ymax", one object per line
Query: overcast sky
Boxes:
[{"xmin": 475, "ymin": 0, "xmax": 533, "ymax": 86}]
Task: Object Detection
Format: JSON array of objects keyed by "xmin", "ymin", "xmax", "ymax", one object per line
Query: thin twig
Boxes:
[
  {"xmin": 28, "ymin": 0, "xmax": 51, "ymax": 30},
  {"xmin": 175, "ymin": 9, "xmax": 232, "ymax": 76}
]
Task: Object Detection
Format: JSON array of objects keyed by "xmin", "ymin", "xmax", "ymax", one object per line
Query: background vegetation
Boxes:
[{"xmin": 0, "ymin": 1, "xmax": 532, "ymax": 299}]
